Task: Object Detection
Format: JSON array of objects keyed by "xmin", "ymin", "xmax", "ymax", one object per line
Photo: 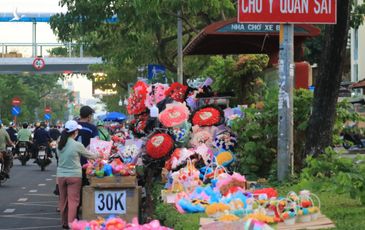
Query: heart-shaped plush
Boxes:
[
  {"xmin": 152, "ymin": 135, "xmax": 165, "ymax": 147},
  {"xmin": 146, "ymin": 133, "xmax": 174, "ymax": 159},
  {"xmin": 199, "ymin": 111, "xmax": 213, "ymax": 120},
  {"xmin": 169, "ymin": 111, "xmax": 181, "ymax": 119},
  {"xmin": 192, "ymin": 107, "xmax": 222, "ymax": 126}
]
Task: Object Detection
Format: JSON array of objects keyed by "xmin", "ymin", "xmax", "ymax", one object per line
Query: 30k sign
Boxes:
[{"xmin": 238, "ymin": 0, "xmax": 336, "ymax": 24}]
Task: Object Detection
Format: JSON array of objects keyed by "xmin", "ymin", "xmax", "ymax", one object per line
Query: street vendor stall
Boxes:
[{"xmin": 75, "ymin": 78, "xmax": 333, "ymax": 230}]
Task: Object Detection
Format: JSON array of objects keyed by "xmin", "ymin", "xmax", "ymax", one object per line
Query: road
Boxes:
[{"xmin": 0, "ymin": 159, "xmax": 60, "ymax": 230}]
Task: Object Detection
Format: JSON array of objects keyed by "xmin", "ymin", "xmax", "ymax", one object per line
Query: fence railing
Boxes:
[{"xmin": 0, "ymin": 42, "xmax": 85, "ymax": 58}]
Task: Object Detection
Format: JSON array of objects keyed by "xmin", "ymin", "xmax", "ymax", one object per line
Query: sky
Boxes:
[
  {"xmin": 0, "ymin": 0, "xmax": 99, "ymax": 106},
  {"xmin": 0, "ymin": 0, "xmax": 66, "ymax": 44}
]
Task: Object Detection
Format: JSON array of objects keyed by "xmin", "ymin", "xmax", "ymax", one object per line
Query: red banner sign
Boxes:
[{"xmin": 238, "ymin": 0, "xmax": 336, "ymax": 24}]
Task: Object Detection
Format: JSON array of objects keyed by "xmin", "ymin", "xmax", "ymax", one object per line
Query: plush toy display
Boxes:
[{"xmin": 70, "ymin": 217, "xmax": 172, "ymax": 230}]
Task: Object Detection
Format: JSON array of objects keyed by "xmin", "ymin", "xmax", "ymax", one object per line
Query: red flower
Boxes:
[
  {"xmin": 165, "ymin": 82, "xmax": 188, "ymax": 102},
  {"xmin": 127, "ymin": 81, "xmax": 148, "ymax": 115},
  {"xmin": 192, "ymin": 107, "xmax": 222, "ymax": 126},
  {"xmin": 146, "ymin": 133, "xmax": 174, "ymax": 159}
]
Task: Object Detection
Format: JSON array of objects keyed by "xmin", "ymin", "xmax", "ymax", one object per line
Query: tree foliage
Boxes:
[
  {"xmin": 50, "ymin": 0, "xmax": 237, "ymax": 110},
  {"xmin": 202, "ymin": 55, "xmax": 269, "ymax": 104},
  {"xmin": 0, "ymin": 74, "xmax": 70, "ymax": 124}
]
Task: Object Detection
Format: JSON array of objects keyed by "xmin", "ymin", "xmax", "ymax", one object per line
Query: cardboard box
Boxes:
[
  {"xmin": 82, "ymin": 185, "xmax": 141, "ymax": 222},
  {"xmin": 89, "ymin": 176, "xmax": 137, "ymax": 188}
]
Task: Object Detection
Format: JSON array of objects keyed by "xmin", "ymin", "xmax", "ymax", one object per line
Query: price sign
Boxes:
[{"xmin": 95, "ymin": 190, "xmax": 126, "ymax": 214}]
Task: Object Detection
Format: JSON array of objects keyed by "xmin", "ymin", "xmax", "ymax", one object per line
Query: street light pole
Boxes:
[
  {"xmin": 32, "ymin": 19, "xmax": 37, "ymax": 57},
  {"xmin": 277, "ymin": 24, "xmax": 294, "ymax": 182}
]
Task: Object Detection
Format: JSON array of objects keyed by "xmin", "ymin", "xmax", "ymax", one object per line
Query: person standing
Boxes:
[
  {"xmin": 57, "ymin": 120, "xmax": 100, "ymax": 229},
  {"xmin": 96, "ymin": 121, "xmax": 111, "ymax": 141},
  {"xmin": 77, "ymin": 106, "xmax": 98, "ymax": 185},
  {"xmin": 0, "ymin": 124, "xmax": 15, "ymax": 178}
]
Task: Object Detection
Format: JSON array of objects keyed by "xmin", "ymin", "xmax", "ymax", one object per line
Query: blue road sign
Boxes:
[
  {"xmin": 148, "ymin": 64, "xmax": 166, "ymax": 79},
  {"xmin": 11, "ymin": 106, "xmax": 21, "ymax": 116},
  {"xmin": 44, "ymin": 113, "xmax": 51, "ymax": 120},
  {"xmin": 0, "ymin": 12, "xmax": 118, "ymax": 23},
  {"xmin": 0, "ymin": 12, "xmax": 55, "ymax": 22}
]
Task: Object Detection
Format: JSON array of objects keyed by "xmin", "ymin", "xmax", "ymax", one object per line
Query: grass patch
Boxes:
[
  {"xmin": 152, "ymin": 181, "xmax": 365, "ymax": 229},
  {"xmin": 278, "ymin": 183, "xmax": 365, "ymax": 230},
  {"xmin": 154, "ymin": 202, "xmax": 206, "ymax": 230}
]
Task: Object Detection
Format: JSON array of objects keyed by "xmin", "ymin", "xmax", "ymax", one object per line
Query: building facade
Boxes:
[{"xmin": 351, "ymin": 0, "xmax": 365, "ymax": 82}]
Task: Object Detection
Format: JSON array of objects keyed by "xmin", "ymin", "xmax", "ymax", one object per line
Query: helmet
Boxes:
[{"xmin": 96, "ymin": 120, "xmax": 104, "ymax": 126}]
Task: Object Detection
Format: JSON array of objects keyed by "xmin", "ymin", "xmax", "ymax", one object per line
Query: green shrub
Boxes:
[
  {"xmin": 300, "ymin": 147, "xmax": 365, "ymax": 205},
  {"xmin": 231, "ymin": 88, "xmax": 313, "ymax": 180}
]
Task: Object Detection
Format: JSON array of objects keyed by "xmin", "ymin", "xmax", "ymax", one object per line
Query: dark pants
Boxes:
[{"xmin": 0, "ymin": 151, "xmax": 11, "ymax": 174}]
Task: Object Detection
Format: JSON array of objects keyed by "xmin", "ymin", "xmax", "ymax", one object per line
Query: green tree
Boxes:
[
  {"xmin": 0, "ymin": 74, "xmax": 70, "ymax": 124},
  {"xmin": 305, "ymin": 1, "xmax": 365, "ymax": 157},
  {"xmin": 50, "ymin": 0, "xmax": 237, "ymax": 105}
]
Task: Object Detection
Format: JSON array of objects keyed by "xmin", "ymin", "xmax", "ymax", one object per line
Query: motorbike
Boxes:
[
  {"xmin": 36, "ymin": 145, "xmax": 51, "ymax": 171},
  {"xmin": 49, "ymin": 140, "xmax": 58, "ymax": 166},
  {"xmin": 0, "ymin": 152, "xmax": 6, "ymax": 185},
  {"xmin": 341, "ymin": 132, "xmax": 365, "ymax": 150},
  {"xmin": 17, "ymin": 142, "xmax": 31, "ymax": 166},
  {"xmin": 6, "ymin": 145, "xmax": 14, "ymax": 168},
  {"xmin": 0, "ymin": 150, "xmax": 13, "ymax": 185}
]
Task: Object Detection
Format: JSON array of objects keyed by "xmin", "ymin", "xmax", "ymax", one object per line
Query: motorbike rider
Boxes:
[
  {"xmin": 16, "ymin": 122, "xmax": 33, "ymax": 156},
  {"xmin": 0, "ymin": 123, "xmax": 15, "ymax": 178},
  {"xmin": 33, "ymin": 122, "xmax": 51, "ymax": 162},
  {"xmin": 6, "ymin": 122, "xmax": 18, "ymax": 143},
  {"xmin": 50, "ymin": 125, "xmax": 61, "ymax": 141}
]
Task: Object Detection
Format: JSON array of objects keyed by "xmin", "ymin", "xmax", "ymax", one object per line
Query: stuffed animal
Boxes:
[{"xmin": 214, "ymin": 149, "xmax": 235, "ymax": 167}]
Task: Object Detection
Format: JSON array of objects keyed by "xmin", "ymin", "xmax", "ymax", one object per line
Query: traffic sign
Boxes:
[
  {"xmin": 11, "ymin": 106, "xmax": 21, "ymax": 116},
  {"xmin": 147, "ymin": 64, "xmax": 166, "ymax": 79},
  {"xmin": 12, "ymin": 97, "xmax": 21, "ymax": 106},
  {"xmin": 44, "ymin": 113, "xmax": 51, "ymax": 120},
  {"xmin": 44, "ymin": 107, "xmax": 52, "ymax": 113},
  {"xmin": 237, "ymin": 0, "xmax": 337, "ymax": 24},
  {"xmin": 33, "ymin": 57, "xmax": 46, "ymax": 70}
]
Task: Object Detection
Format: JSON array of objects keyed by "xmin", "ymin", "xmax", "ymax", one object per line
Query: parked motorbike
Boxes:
[
  {"xmin": 17, "ymin": 142, "xmax": 30, "ymax": 166},
  {"xmin": 36, "ymin": 145, "xmax": 51, "ymax": 171}
]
